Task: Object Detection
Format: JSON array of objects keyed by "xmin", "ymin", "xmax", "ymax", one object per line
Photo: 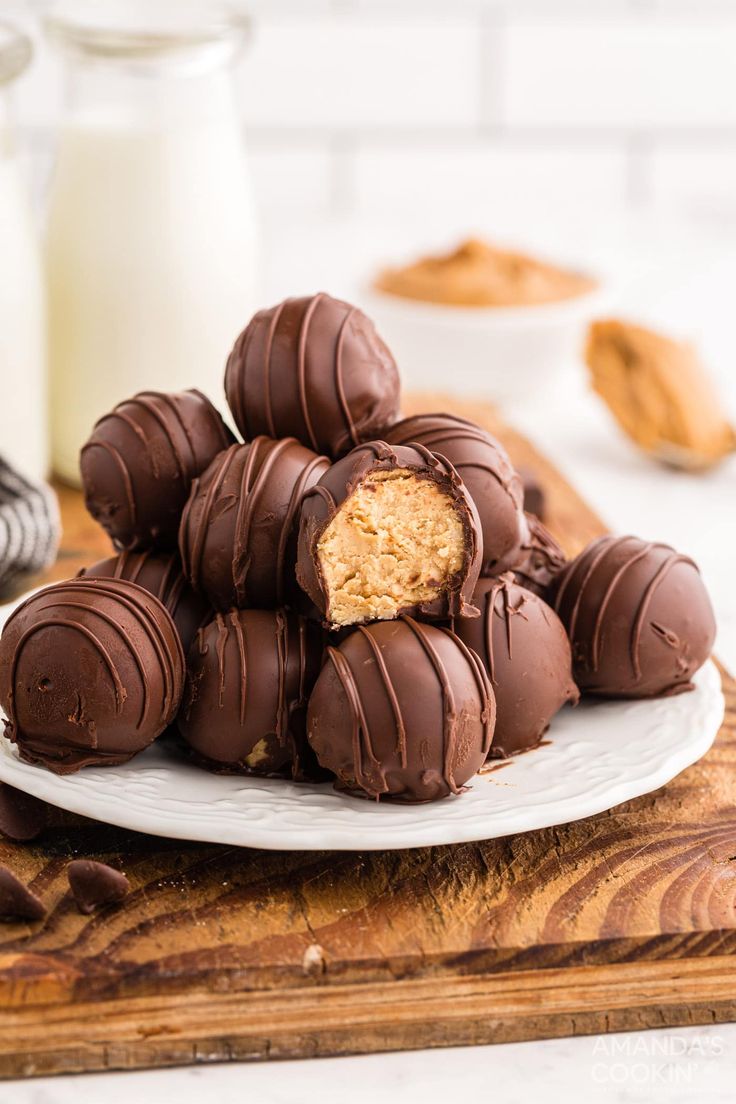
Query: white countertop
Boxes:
[
  {"xmin": 5, "ymin": 208, "xmax": 736, "ymax": 1102},
  {"xmin": 4, "ymin": 1024, "xmax": 735, "ymax": 1104}
]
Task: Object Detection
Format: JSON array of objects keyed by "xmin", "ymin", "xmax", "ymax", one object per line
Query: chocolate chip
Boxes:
[
  {"xmin": 0, "ymin": 865, "xmax": 45, "ymax": 921},
  {"xmin": 68, "ymin": 860, "xmax": 129, "ymax": 915},
  {"xmin": 0, "ymin": 783, "xmax": 48, "ymax": 842}
]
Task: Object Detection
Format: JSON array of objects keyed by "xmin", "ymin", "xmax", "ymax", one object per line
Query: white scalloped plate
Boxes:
[{"xmin": 0, "ymin": 653, "xmax": 723, "ymax": 850}]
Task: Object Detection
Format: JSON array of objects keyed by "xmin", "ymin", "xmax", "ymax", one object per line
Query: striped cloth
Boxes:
[{"xmin": 0, "ymin": 461, "xmax": 60, "ymax": 596}]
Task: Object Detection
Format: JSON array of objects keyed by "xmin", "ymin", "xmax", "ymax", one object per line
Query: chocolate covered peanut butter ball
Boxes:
[
  {"xmin": 506, "ymin": 513, "xmax": 567, "ymax": 599},
  {"xmin": 225, "ymin": 293, "xmax": 400, "ymax": 459},
  {"xmin": 80, "ymin": 549, "xmax": 213, "ymax": 655},
  {"xmin": 0, "ymin": 578, "xmax": 184, "ymax": 773},
  {"xmin": 307, "ymin": 617, "xmax": 495, "ymax": 802},
  {"xmin": 453, "ymin": 575, "xmax": 578, "ymax": 757},
  {"xmin": 178, "ymin": 609, "xmax": 323, "ymax": 778},
  {"xmin": 179, "ymin": 438, "xmax": 329, "ymax": 611},
  {"xmin": 552, "ymin": 535, "xmax": 716, "ymax": 698},
  {"xmin": 81, "ymin": 389, "xmax": 234, "ymax": 551}
]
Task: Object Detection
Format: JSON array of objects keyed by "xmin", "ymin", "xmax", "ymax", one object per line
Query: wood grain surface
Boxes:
[{"xmin": 0, "ymin": 393, "xmax": 733, "ymax": 1079}]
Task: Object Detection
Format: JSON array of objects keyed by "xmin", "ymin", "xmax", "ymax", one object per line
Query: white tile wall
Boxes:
[
  {"xmin": 248, "ymin": 144, "xmax": 337, "ymax": 214},
  {"xmin": 503, "ymin": 17, "xmax": 736, "ymax": 129},
  {"xmin": 239, "ymin": 16, "xmax": 480, "ymax": 130},
  {"xmin": 6, "ymin": 0, "xmax": 736, "ymax": 220},
  {"xmin": 351, "ymin": 141, "xmax": 629, "ymax": 216},
  {"xmin": 648, "ymin": 143, "xmax": 736, "ymax": 213}
]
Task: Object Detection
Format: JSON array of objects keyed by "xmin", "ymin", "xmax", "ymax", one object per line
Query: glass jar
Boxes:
[
  {"xmin": 0, "ymin": 23, "xmax": 47, "ymax": 481},
  {"xmin": 45, "ymin": 2, "xmax": 258, "ymax": 485}
]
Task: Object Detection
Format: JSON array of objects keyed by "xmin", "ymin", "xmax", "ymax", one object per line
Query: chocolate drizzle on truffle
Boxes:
[
  {"xmin": 224, "ymin": 294, "xmax": 401, "ymax": 458},
  {"xmin": 80, "ymin": 549, "xmax": 213, "ymax": 655},
  {"xmin": 179, "ymin": 438, "xmax": 330, "ymax": 611},
  {"xmin": 81, "ymin": 389, "xmax": 234, "ymax": 551},
  {"xmin": 307, "ymin": 617, "xmax": 494, "ymax": 802},
  {"xmin": 297, "ymin": 440, "xmax": 483, "ymax": 628},
  {"xmin": 383, "ymin": 413, "xmax": 525, "ymax": 573},
  {"xmin": 453, "ymin": 574, "xmax": 578, "ymax": 757},
  {"xmin": 504, "ymin": 513, "xmax": 567, "ymax": 598},
  {"xmin": 178, "ymin": 608, "xmax": 323, "ymax": 777},
  {"xmin": 0, "ymin": 578, "xmax": 184, "ymax": 773},
  {"xmin": 552, "ymin": 535, "xmax": 716, "ymax": 697}
]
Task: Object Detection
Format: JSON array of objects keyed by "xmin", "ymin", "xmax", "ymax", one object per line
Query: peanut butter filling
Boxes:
[{"xmin": 317, "ymin": 469, "xmax": 465, "ymax": 626}]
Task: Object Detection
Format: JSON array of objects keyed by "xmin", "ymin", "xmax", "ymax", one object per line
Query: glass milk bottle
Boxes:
[
  {"xmin": 46, "ymin": 3, "xmax": 258, "ymax": 485},
  {"xmin": 0, "ymin": 24, "xmax": 47, "ymax": 481}
]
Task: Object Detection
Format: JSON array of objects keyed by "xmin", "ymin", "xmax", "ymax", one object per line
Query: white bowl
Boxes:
[{"xmin": 364, "ymin": 276, "xmax": 611, "ymax": 409}]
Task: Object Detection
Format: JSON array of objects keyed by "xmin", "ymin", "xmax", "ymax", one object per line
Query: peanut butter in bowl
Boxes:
[
  {"xmin": 366, "ymin": 236, "xmax": 607, "ymax": 405},
  {"xmin": 374, "ymin": 237, "xmax": 598, "ymax": 309}
]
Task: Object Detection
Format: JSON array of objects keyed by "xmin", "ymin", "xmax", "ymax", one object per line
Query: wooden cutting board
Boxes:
[{"xmin": 0, "ymin": 393, "xmax": 734, "ymax": 1080}]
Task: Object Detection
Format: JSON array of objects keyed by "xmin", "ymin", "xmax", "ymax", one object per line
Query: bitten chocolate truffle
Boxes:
[
  {"xmin": 552, "ymin": 535, "xmax": 716, "ymax": 698},
  {"xmin": 382, "ymin": 413, "xmax": 526, "ymax": 574},
  {"xmin": 0, "ymin": 578, "xmax": 184, "ymax": 774},
  {"xmin": 80, "ymin": 549, "xmax": 212, "ymax": 655},
  {"xmin": 178, "ymin": 609, "xmax": 323, "ymax": 777},
  {"xmin": 453, "ymin": 575, "xmax": 578, "ymax": 757},
  {"xmin": 297, "ymin": 441, "xmax": 483, "ymax": 629},
  {"xmin": 507, "ymin": 513, "xmax": 567, "ymax": 598},
  {"xmin": 224, "ymin": 293, "xmax": 401, "ymax": 459},
  {"xmin": 81, "ymin": 389, "xmax": 234, "ymax": 551},
  {"xmin": 179, "ymin": 438, "xmax": 329, "ymax": 611},
  {"xmin": 307, "ymin": 617, "xmax": 495, "ymax": 802}
]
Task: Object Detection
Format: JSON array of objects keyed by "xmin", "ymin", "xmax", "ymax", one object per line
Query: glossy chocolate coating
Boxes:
[
  {"xmin": 453, "ymin": 575, "xmax": 578, "ymax": 757},
  {"xmin": 178, "ymin": 609, "xmax": 323, "ymax": 778},
  {"xmin": 307, "ymin": 617, "xmax": 495, "ymax": 802},
  {"xmin": 80, "ymin": 389, "xmax": 234, "ymax": 551},
  {"xmin": 0, "ymin": 578, "xmax": 184, "ymax": 774},
  {"xmin": 179, "ymin": 438, "xmax": 330, "ymax": 612},
  {"xmin": 80, "ymin": 549, "xmax": 212, "ymax": 655},
  {"xmin": 383, "ymin": 413, "xmax": 525, "ymax": 573},
  {"xmin": 224, "ymin": 293, "xmax": 401, "ymax": 459},
  {"xmin": 552, "ymin": 535, "xmax": 716, "ymax": 698},
  {"xmin": 506, "ymin": 513, "xmax": 567, "ymax": 598},
  {"xmin": 297, "ymin": 440, "xmax": 483, "ymax": 627}
]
